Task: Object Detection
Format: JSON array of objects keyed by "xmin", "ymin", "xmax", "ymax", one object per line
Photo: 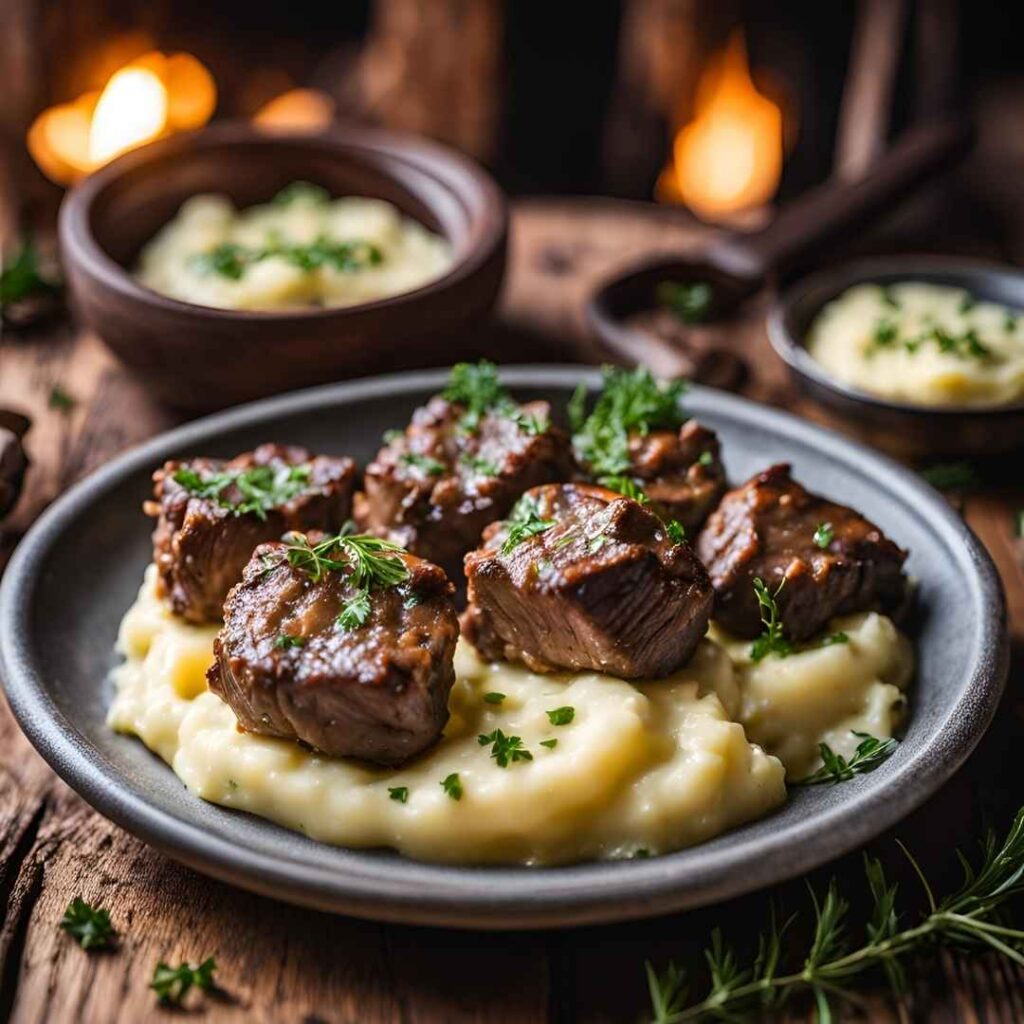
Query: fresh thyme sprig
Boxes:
[
  {"xmin": 799, "ymin": 732, "xmax": 898, "ymax": 786},
  {"xmin": 570, "ymin": 366, "xmax": 688, "ymax": 478},
  {"xmin": 173, "ymin": 463, "xmax": 312, "ymax": 521},
  {"xmin": 60, "ymin": 897, "xmax": 115, "ymax": 950},
  {"xmin": 646, "ymin": 806, "xmax": 1024, "ymax": 1022},
  {"xmin": 151, "ymin": 957, "xmax": 217, "ymax": 1006},
  {"xmin": 750, "ymin": 577, "xmax": 793, "ymax": 662},
  {"xmin": 501, "ymin": 494, "xmax": 556, "ymax": 554}
]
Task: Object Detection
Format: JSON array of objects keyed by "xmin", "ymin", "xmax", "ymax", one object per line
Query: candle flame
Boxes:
[
  {"xmin": 88, "ymin": 67, "xmax": 168, "ymax": 164},
  {"xmin": 254, "ymin": 88, "xmax": 335, "ymax": 132},
  {"xmin": 658, "ymin": 30, "xmax": 783, "ymax": 221}
]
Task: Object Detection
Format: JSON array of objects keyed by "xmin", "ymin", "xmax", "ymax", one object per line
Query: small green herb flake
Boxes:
[
  {"xmin": 666, "ymin": 519, "xmax": 686, "ymax": 544},
  {"xmin": 920, "ymin": 461, "xmax": 977, "ymax": 492},
  {"xmin": 958, "ymin": 293, "xmax": 976, "ymax": 314},
  {"xmin": 598, "ymin": 474, "xmax": 650, "ymax": 504},
  {"xmin": 272, "ymin": 181, "xmax": 330, "ymax": 206},
  {"xmin": 442, "ymin": 361, "xmax": 517, "ymax": 433},
  {"xmin": 501, "ymin": 494, "xmax": 556, "ymax": 554},
  {"xmin": 478, "ymin": 729, "xmax": 533, "ymax": 767},
  {"xmin": 150, "ymin": 957, "xmax": 217, "ymax": 1006},
  {"xmin": 546, "ymin": 706, "xmax": 575, "ymax": 726},
  {"xmin": 48, "ymin": 385, "xmax": 75, "ymax": 412},
  {"xmin": 441, "ymin": 772, "xmax": 462, "ymax": 800},
  {"xmin": 656, "ymin": 280, "xmax": 713, "ymax": 324},
  {"xmin": 388, "ymin": 786, "xmax": 409, "ymax": 803},
  {"xmin": 813, "ymin": 522, "xmax": 834, "ymax": 549},
  {"xmin": 173, "ymin": 462, "xmax": 311, "ymax": 521},
  {"xmin": 460, "ymin": 452, "xmax": 500, "ymax": 477},
  {"xmin": 1005, "ymin": 311, "xmax": 1019, "ymax": 333},
  {"xmin": 60, "ymin": 898, "xmax": 115, "ymax": 950},
  {"xmin": 750, "ymin": 577, "xmax": 793, "ymax": 662},
  {"xmin": 880, "ymin": 285, "xmax": 900, "ymax": 309},
  {"xmin": 274, "ymin": 633, "xmax": 304, "ymax": 649},
  {"xmin": 190, "ymin": 235, "xmax": 383, "ymax": 280},
  {"xmin": 399, "ymin": 452, "xmax": 446, "ymax": 476},
  {"xmin": 540, "ymin": 738, "xmax": 558, "ymax": 749},
  {"xmin": 698, "ymin": 450, "xmax": 714, "ymax": 467},
  {"xmin": 817, "ymin": 631, "xmax": 849, "ymax": 648},
  {"xmin": 800, "ymin": 732, "xmax": 897, "ymax": 785},
  {"xmin": 483, "ymin": 692, "xmax": 506, "ymax": 705},
  {"xmin": 1, "ymin": 235, "xmax": 62, "ymax": 305},
  {"xmin": 872, "ymin": 318, "xmax": 899, "ymax": 347},
  {"xmin": 337, "ymin": 589, "xmax": 372, "ymax": 630}
]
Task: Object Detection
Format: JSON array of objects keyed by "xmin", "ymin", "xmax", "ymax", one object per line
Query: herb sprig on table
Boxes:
[
  {"xmin": 569, "ymin": 366, "xmax": 688, "ymax": 479},
  {"xmin": 645, "ymin": 807, "xmax": 1024, "ymax": 1023},
  {"xmin": 151, "ymin": 957, "xmax": 218, "ymax": 1006},
  {"xmin": 173, "ymin": 463, "xmax": 312, "ymax": 521},
  {"xmin": 60, "ymin": 897, "xmax": 115, "ymax": 950}
]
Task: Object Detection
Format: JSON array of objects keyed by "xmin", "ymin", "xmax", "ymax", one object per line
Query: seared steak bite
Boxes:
[
  {"xmin": 569, "ymin": 366, "xmax": 722, "ymax": 531},
  {"xmin": 356, "ymin": 363, "xmax": 573, "ymax": 579},
  {"xmin": 147, "ymin": 444, "xmax": 355, "ymax": 624},
  {"xmin": 626, "ymin": 420, "xmax": 726, "ymax": 534},
  {"xmin": 463, "ymin": 483, "xmax": 714, "ymax": 679},
  {"xmin": 696, "ymin": 463, "xmax": 908, "ymax": 641},
  {"xmin": 208, "ymin": 530, "xmax": 459, "ymax": 765}
]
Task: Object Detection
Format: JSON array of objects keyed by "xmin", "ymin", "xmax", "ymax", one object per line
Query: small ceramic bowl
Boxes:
[
  {"xmin": 768, "ymin": 256, "xmax": 1024, "ymax": 458},
  {"xmin": 59, "ymin": 122, "xmax": 507, "ymax": 411}
]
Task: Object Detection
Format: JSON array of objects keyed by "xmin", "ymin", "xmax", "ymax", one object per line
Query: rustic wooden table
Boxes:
[{"xmin": 1, "ymin": 198, "xmax": 1023, "ymax": 1023}]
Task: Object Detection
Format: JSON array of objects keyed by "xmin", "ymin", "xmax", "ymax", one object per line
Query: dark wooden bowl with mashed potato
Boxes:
[
  {"xmin": 59, "ymin": 122, "xmax": 507, "ymax": 411},
  {"xmin": 768, "ymin": 256, "xmax": 1024, "ymax": 458}
]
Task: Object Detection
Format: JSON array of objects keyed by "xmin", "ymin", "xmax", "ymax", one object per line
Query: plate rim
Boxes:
[{"xmin": 0, "ymin": 365, "xmax": 1009, "ymax": 929}]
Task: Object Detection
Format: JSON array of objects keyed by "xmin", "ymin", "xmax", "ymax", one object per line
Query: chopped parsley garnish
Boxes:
[
  {"xmin": 190, "ymin": 236, "xmax": 383, "ymax": 280},
  {"xmin": 399, "ymin": 452, "xmax": 445, "ymax": 476},
  {"xmin": 872, "ymin": 318, "xmax": 899, "ymax": 347},
  {"xmin": 1006, "ymin": 311, "xmax": 1019, "ymax": 333},
  {"xmin": 698, "ymin": 450, "xmax": 714, "ymax": 467},
  {"xmin": 443, "ymin": 360, "xmax": 513, "ymax": 433},
  {"xmin": 478, "ymin": 729, "xmax": 533, "ymax": 767},
  {"xmin": 274, "ymin": 633, "xmax": 305, "ymax": 649},
  {"xmin": 338, "ymin": 589, "xmax": 372, "ymax": 630},
  {"xmin": 546, "ymin": 706, "xmax": 575, "ymax": 726},
  {"xmin": 540, "ymin": 738, "xmax": 558, "ymax": 749},
  {"xmin": 656, "ymin": 280, "xmax": 713, "ymax": 324},
  {"xmin": 958, "ymin": 293, "xmax": 976, "ymax": 314},
  {"xmin": 48, "ymin": 385, "xmax": 76, "ymax": 412},
  {"xmin": 511, "ymin": 410, "xmax": 550, "ymax": 436},
  {"xmin": 920, "ymin": 461, "xmax": 977, "ymax": 492},
  {"xmin": 501, "ymin": 494, "xmax": 556, "ymax": 554},
  {"xmin": 813, "ymin": 522, "xmax": 834, "ymax": 549},
  {"xmin": 460, "ymin": 452, "xmax": 500, "ymax": 477},
  {"xmin": 570, "ymin": 366, "xmax": 687, "ymax": 478},
  {"xmin": 818, "ymin": 631, "xmax": 849, "ymax": 648},
  {"xmin": 587, "ymin": 534, "xmax": 609, "ymax": 554},
  {"xmin": 598, "ymin": 474, "xmax": 650, "ymax": 504},
  {"xmin": 880, "ymin": 285, "xmax": 900, "ymax": 309},
  {"xmin": 60, "ymin": 898, "xmax": 115, "ymax": 950},
  {"xmin": 665, "ymin": 519, "xmax": 686, "ymax": 544},
  {"xmin": 151, "ymin": 958, "xmax": 217, "ymax": 1006},
  {"xmin": 173, "ymin": 463, "xmax": 311, "ymax": 521},
  {"xmin": 483, "ymin": 692, "xmax": 506, "ymax": 705},
  {"xmin": 441, "ymin": 772, "xmax": 462, "ymax": 800},
  {"xmin": 799, "ymin": 732, "xmax": 897, "ymax": 785},
  {"xmin": 750, "ymin": 577, "xmax": 793, "ymax": 662},
  {"xmin": 388, "ymin": 786, "xmax": 409, "ymax": 803},
  {"xmin": 272, "ymin": 181, "xmax": 330, "ymax": 206}
]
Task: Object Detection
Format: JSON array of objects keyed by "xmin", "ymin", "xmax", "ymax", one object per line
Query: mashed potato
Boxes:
[
  {"xmin": 135, "ymin": 184, "xmax": 452, "ymax": 311},
  {"xmin": 108, "ymin": 570, "xmax": 912, "ymax": 864},
  {"xmin": 807, "ymin": 282, "xmax": 1024, "ymax": 407}
]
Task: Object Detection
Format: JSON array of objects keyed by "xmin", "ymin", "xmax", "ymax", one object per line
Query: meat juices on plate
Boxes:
[
  {"xmin": 208, "ymin": 532, "xmax": 459, "ymax": 765},
  {"xmin": 462, "ymin": 483, "xmax": 714, "ymax": 679},
  {"xmin": 356, "ymin": 394, "xmax": 574, "ymax": 580},
  {"xmin": 696, "ymin": 463, "xmax": 908, "ymax": 641},
  {"xmin": 147, "ymin": 443, "xmax": 355, "ymax": 623}
]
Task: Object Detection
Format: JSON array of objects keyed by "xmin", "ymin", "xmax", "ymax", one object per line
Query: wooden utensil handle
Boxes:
[{"xmin": 707, "ymin": 118, "xmax": 974, "ymax": 281}]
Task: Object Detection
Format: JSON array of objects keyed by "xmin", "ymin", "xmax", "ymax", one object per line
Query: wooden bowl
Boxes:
[
  {"xmin": 768, "ymin": 255, "xmax": 1024, "ymax": 458},
  {"xmin": 59, "ymin": 122, "xmax": 507, "ymax": 411}
]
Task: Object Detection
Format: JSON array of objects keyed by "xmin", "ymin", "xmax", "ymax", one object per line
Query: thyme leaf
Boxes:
[
  {"xmin": 799, "ymin": 732, "xmax": 898, "ymax": 785},
  {"xmin": 749, "ymin": 577, "xmax": 793, "ymax": 662}
]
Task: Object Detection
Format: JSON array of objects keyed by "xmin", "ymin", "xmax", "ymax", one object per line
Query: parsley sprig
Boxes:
[
  {"xmin": 646, "ymin": 806, "xmax": 1024, "ymax": 1022},
  {"xmin": 749, "ymin": 577, "xmax": 793, "ymax": 662},
  {"xmin": 570, "ymin": 366, "xmax": 687, "ymax": 479},
  {"xmin": 800, "ymin": 732, "xmax": 898, "ymax": 785},
  {"xmin": 501, "ymin": 494, "xmax": 557, "ymax": 554},
  {"xmin": 60, "ymin": 897, "xmax": 115, "ymax": 950},
  {"xmin": 478, "ymin": 729, "xmax": 533, "ymax": 767},
  {"xmin": 173, "ymin": 463, "xmax": 312, "ymax": 521},
  {"xmin": 151, "ymin": 957, "xmax": 217, "ymax": 1006}
]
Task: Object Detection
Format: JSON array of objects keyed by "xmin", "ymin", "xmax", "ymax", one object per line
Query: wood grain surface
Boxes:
[{"xmin": 2, "ymin": 198, "xmax": 1023, "ymax": 1023}]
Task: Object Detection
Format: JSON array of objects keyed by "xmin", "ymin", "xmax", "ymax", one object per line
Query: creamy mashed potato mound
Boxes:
[
  {"xmin": 109, "ymin": 570, "xmax": 912, "ymax": 864},
  {"xmin": 807, "ymin": 282, "xmax": 1024, "ymax": 407},
  {"xmin": 135, "ymin": 187, "xmax": 452, "ymax": 311}
]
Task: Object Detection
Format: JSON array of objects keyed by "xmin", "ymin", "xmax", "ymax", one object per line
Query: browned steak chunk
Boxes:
[
  {"xmin": 357, "ymin": 394, "xmax": 573, "ymax": 580},
  {"xmin": 146, "ymin": 444, "xmax": 355, "ymax": 623},
  {"xmin": 695, "ymin": 463, "xmax": 908, "ymax": 640},
  {"xmin": 208, "ymin": 532, "xmax": 458, "ymax": 765},
  {"xmin": 626, "ymin": 420, "xmax": 726, "ymax": 534},
  {"xmin": 463, "ymin": 483, "xmax": 714, "ymax": 679}
]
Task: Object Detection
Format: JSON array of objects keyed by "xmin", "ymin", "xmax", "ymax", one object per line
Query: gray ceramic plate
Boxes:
[{"xmin": 0, "ymin": 367, "xmax": 1008, "ymax": 929}]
